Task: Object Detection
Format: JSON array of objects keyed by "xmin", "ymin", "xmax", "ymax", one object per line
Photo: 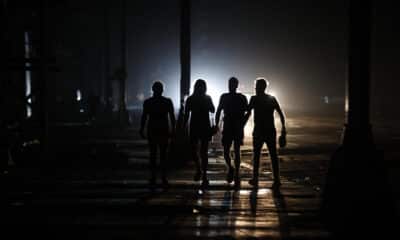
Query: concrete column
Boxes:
[
  {"xmin": 171, "ymin": 0, "xmax": 192, "ymax": 166},
  {"xmin": 342, "ymin": 0, "xmax": 373, "ymax": 146},
  {"xmin": 180, "ymin": 0, "xmax": 191, "ymax": 104},
  {"xmin": 322, "ymin": 0, "xmax": 395, "ymax": 236}
]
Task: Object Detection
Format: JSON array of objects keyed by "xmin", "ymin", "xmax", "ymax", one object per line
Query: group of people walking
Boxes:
[{"xmin": 140, "ymin": 77, "xmax": 286, "ymax": 189}]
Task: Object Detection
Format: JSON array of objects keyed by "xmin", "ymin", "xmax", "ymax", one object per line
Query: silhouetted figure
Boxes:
[
  {"xmin": 215, "ymin": 77, "xmax": 248, "ymax": 189},
  {"xmin": 140, "ymin": 81, "xmax": 176, "ymax": 187},
  {"xmin": 245, "ymin": 78, "xmax": 286, "ymax": 188},
  {"xmin": 184, "ymin": 79, "xmax": 215, "ymax": 187}
]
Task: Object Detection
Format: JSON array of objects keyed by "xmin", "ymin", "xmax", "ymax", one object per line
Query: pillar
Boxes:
[{"xmin": 322, "ymin": 0, "xmax": 395, "ymax": 237}]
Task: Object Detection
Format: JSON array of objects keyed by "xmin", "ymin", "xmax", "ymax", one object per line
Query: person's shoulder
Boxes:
[
  {"xmin": 205, "ymin": 94, "xmax": 213, "ymax": 101},
  {"xmin": 237, "ymin": 93, "xmax": 247, "ymax": 99},
  {"xmin": 143, "ymin": 97, "xmax": 152, "ymax": 104},
  {"xmin": 186, "ymin": 95, "xmax": 193, "ymax": 102},
  {"xmin": 247, "ymin": 95, "xmax": 256, "ymax": 106},
  {"xmin": 220, "ymin": 93, "xmax": 229, "ymax": 101},
  {"xmin": 185, "ymin": 95, "xmax": 193, "ymax": 105},
  {"xmin": 160, "ymin": 96, "xmax": 170, "ymax": 101},
  {"xmin": 267, "ymin": 94, "xmax": 277, "ymax": 102},
  {"xmin": 238, "ymin": 93, "xmax": 248, "ymax": 104},
  {"xmin": 164, "ymin": 97, "xmax": 174, "ymax": 105},
  {"xmin": 143, "ymin": 97, "xmax": 153, "ymax": 108}
]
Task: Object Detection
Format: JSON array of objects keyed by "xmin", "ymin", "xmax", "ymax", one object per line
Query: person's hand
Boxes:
[
  {"xmin": 139, "ymin": 128, "xmax": 146, "ymax": 139},
  {"xmin": 281, "ymin": 126, "xmax": 287, "ymax": 135},
  {"xmin": 279, "ymin": 132, "xmax": 287, "ymax": 148}
]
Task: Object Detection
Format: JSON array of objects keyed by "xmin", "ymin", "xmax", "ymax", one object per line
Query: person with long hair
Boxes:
[{"xmin": 184, "ymin": 79, "xmax": 215, "ymax": 187}]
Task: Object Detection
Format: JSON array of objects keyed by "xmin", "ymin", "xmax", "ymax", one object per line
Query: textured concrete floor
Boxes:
[{"xmin": 3, "ymin": 114, "xmax": 398, "ymax": 239}]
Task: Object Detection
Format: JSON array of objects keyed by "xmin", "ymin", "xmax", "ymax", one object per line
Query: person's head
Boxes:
[
  {"xmin": 193, "ymin": 79, "xmax": 207, "ymax": 96},
  {"xmin": 152, "ymin": 81, "xmax": 164, "ymax": 96},
  {"xmin": 228, "ymin": 77, "xmax": 239, "ymax": 93},
  {"xmin": 255, "ymin": 78, "xmax": 269, "ymax": 95}
]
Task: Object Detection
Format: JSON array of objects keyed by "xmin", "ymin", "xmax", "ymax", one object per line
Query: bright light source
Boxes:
[
  {"xmin": 76, "ymin": 89, "xmax": 82, "ymax": 101},
  {"xmin": 24, "ymin": 31, "xmax": 32, "ymax": 118},
  {"xmin": 207, "ymin": 83, "xmax": 222, "ymax": 106},
  {"xmin": 323, "ymin": 96, "xmax": 329, "ymax": 104},
  {"xmin": 136, "ymin": 93, "xmax": 145, "ymax": 102},
  {"xmin": 192, "ymin": 208, "xmax": 200, "ymax": 213}
]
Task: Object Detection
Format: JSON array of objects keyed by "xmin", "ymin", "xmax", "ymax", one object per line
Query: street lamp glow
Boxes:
[{"xmin": 76, "ymin": 89, "xmax": 82, "ymax": 101}]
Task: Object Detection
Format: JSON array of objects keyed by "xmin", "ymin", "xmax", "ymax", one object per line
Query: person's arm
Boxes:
[
  {"xmin": 208, "ymin": 96, "xmax": 216, "ymax": 126},
  {"xmin": 168, "ymin": 99, "xmax": 176, "ymax": 135},
  {"xmin": 274, "ymin": 97, "xmax": 286, "ymax": 134},
  {"xmin": 243, "ymin": 96, "xmax": 254, "ymax": 126},
  {"xmin": 140, "ymin": 101, "xmax": 148, "ymax": 139},
  {"xmin": 215, "ymin": 95, "xmax": 224, "ymax": 127},
  {"xmin": 183, "ymin": 98, "xmax": 191, "ymax": 128},
  {"xmin": 208, "ymin": 96, "xmax": 215, "ymax": 113}
]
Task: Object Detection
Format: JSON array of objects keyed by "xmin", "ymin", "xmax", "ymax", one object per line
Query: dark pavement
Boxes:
[{"xmin": 2, "ymin": 115, "xmax": 398, "ymax": 239}]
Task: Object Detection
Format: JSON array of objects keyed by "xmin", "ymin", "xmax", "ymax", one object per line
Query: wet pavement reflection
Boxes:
[{"xmin": 2, "ymin": 115, "xmax": 340, "ymax": 239}]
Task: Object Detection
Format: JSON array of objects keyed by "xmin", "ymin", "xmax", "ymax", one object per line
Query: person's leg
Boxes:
[
  {"xmin": 249, "ymin": 137, "xmax": 263, "ymax": 187},
  {"xmin": 233, "ymin": 140, "xmax": 241, "ymax": 188},
  {"xmin": 266, "ymin": 131, "xmax": 280, "ymax": 186},
  {"xmin": 200, "ymin": 139, "xmax": 209, "ymax": 186},
  {"xmin": 149, "ymin": 141, "xmax": 157, "ymax": 185},
  {"xmin": 223, "ymin": 140, "xmax": 234, "ymax": 183},
  {"xmin": 190, "ymin": 138, "xmax": 201, "ymax": 181},
  {"xmin": 159, "ymin": 140, "xmax": 169, "ymax": 185}
]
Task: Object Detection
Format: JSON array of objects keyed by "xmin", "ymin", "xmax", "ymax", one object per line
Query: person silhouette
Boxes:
[
  {"xmin": 184, "ymin": 79, "xmax": 215, "ymax": 187},
  {"xmin": 140, "ymin": 81, "xmax": 176, "ymax": 187},
  {"xmin": 244, "ymin": 78, "xmax": 286, "ymax": 189},
  {"xmin": 215, "ymin": 77, "xmax": 248, "ymax": 189}
]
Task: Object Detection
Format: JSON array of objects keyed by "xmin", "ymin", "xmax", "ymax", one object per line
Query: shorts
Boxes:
[
  {"xmin": 252, "ymin": 129, "xmax": 277, "ymax": 148},
  {"xmin": 222, "ymin": 125, "xmax": 244, "ymax": 146}
]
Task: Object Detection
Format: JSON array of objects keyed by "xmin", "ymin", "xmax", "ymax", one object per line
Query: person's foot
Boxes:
[
  {"xmin": 226, "ymin": 166, "xmax": 234, "ymax": 184},
  {"xmin": 248, "ymin": 178, "xmax": 258, "ymax": 188},
  {"xmin": 194, "ymin": 169, "xmax": 201, "ymax": 181}
]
